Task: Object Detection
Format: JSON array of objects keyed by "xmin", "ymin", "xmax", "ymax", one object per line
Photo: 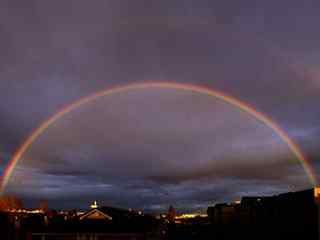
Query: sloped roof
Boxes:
[{"xmin": 79, "ymin": 208, "xmax": 112, "ymax": 221}]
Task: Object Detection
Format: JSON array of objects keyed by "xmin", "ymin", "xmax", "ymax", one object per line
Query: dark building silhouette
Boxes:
[{"xmin": 207, "ymin": 188, "xmax": 318, "ymax": 239}]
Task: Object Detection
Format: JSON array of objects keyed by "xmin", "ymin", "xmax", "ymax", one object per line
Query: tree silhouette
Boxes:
[{"xmin": 0, "ymin": 195, "xmax": 23, "ymax": 210}]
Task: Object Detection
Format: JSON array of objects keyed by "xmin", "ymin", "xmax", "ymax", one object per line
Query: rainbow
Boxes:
[{"xmin": 0, "ymin": 81, "xmax": 317, "ymax": 192}]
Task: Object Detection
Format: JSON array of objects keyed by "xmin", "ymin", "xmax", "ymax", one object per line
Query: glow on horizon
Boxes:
[{"xmin": 0, "ymin": 81, "xmax": 317, "ymax": 193}]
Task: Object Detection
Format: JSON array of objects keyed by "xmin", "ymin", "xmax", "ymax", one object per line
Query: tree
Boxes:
[
  {"xmin": 38, "ymin": 199, "xmax": 49, "ymax": 212},
  {"xmin": 0, "ymin": 195, "xmax": 23, "ymax": 210},
  {"xmin": 167, "ymin": 205, "xmax": 176, "ymax": 222}
]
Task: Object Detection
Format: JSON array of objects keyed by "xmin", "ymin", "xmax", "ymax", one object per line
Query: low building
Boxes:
[
  {"xmin": 207, "ymin": 188, "xmax": 319, "ymax": 239},
  {"xmin": 79, "ymin": 208, "xmax": 112, "ymax": 221},
  {"xmin": 207, "ymin": 203, "xmax": 240, "ymax": 225}
]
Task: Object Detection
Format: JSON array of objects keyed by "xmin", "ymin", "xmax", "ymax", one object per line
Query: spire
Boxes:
[{"xmin": 90, "ymin": 201, "xmax": 98, "ymax": 209}]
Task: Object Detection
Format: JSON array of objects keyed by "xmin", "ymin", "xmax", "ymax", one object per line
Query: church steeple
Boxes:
[{"xmin": 90, "ymin": 201, "xmax": 98, "ymax": 209}]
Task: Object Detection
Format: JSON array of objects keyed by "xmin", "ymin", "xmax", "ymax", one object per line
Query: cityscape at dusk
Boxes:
[{"xmin": 0, "ymin": 0, "xmax": 320, "ymax": 239}]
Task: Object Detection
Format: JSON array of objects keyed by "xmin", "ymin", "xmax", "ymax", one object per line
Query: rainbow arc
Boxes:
[{"xmin": 1, "ymin": 81, "xmax": 317, "ymax": 192}]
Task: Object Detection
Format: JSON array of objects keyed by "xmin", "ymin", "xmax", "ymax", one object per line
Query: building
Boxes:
[
  {"xmin": 207, "ymin": 203, "xmax": 239, "ymax": 225},
  {"xmin": 79, "ymin": 208, "xmax": 112, "ymax": 221},
  {"xmin": 207, "ymin": 188, "xmax": 319, "ymax": 239}
]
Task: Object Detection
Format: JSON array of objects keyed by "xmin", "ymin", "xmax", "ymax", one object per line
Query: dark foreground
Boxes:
[{"xmin": 0, "ymin": 188, "xmax": 319, "ymax": 239}]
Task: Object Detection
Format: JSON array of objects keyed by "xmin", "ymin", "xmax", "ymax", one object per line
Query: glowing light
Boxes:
[
  {"xmin": 90, "ymin": 201, "xmax": 98, "ymax": 209},
  {"xmin": 8, "ymin": 209, "xmax": 44, "ymax": 214},
  {"xmin": 314, "ymin": 187, "xmax": 320, "ymax": 198},
  {"xmin": 0, "ymin": 81, "xmax": 317, "ymax": 192},
  {"xmin": 175, "ymin": 213, "xmax": 208, "ymax": 219}
]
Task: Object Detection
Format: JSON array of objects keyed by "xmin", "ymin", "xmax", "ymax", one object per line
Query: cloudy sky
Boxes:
[{"xmin": 0, "ymin": 0, "xmax": 320, "ymax": 212}]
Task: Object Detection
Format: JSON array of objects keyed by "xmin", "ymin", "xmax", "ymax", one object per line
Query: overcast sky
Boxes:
[{"xmin": 0, "ymin": 0, "xmax": 320, "ymax": 212}]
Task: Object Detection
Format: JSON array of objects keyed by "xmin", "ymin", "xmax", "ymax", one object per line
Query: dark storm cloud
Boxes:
[
  {"xmin": 146, "ymin": 160, "xmax": 305, "ymax": 185},
  {"xmin": 0, "ymin": 0, "xmax": 320, "ymax": 210},
  {"xmin": 8, "ymin": 164, "xmax": 303, "ymax": 211},
  {"xmin": 5, "ymin": 89, "xmax": 313, "ymax": 210}
]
